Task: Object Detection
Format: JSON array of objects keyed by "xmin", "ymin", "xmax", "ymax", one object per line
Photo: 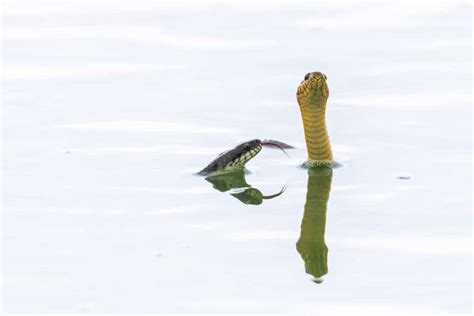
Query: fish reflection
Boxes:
[
  {"xmin": 205, "ymin": 169, "xmax": 285, "ymax": 205},
  {"xmin": 296, "ymin": 166, "xmax": 333, "ymax": 283}
]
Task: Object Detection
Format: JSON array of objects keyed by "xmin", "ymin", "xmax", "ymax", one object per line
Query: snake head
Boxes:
[
  {"xmin": 197, "ymin": 139, "xmax": 263, "ymax": 175},
  {"xmin": 296, "ymin": 72, "xmax": 329, "ymax": 109},
  {"xmin": 239, "ymin": 139, "xmax": 261, "ymax": 153}
]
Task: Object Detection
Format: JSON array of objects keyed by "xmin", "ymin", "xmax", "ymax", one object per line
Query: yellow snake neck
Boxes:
[
  {"xmin": 296, "ymin": 72, "xmax": 333, "ymax": 165},
  {"xmin": 299, "ymin": 104, "xmax": 333, "ymax": 164}
]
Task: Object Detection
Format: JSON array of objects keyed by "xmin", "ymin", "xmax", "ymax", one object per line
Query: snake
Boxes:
[
  {"xmin": 197, "ymin": 139, "xmax": 292, "ymax": 176},
  {"xmin": 198, "ymin": 71, "xmax": 333, "ymax": 175},
  {"xmin": 296, "ymin": 71, "xmax": 333, "ymax": 166}
]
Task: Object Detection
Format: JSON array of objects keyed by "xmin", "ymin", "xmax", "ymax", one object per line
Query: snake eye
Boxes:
[
  {"xmin": 322, "ymin": 73, "xmax": 327, "ymax": 80},
  {"xmin": 304, "ymin": 73, "xmax": 311, "ymax": 81}
]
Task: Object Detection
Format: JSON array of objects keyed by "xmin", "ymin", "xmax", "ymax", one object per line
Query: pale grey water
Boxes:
[{"xmin": 2, "ymin": 0, "xmax": 472, "ymax": 314}]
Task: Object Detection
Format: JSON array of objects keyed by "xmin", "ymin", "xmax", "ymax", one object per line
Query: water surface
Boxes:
[{"xmin": 2, "ymin": 0, "xmax": 472, "ymax": 314}]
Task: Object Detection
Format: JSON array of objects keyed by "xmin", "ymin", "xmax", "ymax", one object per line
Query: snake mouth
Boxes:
[{"xmin": 296, "ymin": 72, "xmax": 329, "ymax": 106}]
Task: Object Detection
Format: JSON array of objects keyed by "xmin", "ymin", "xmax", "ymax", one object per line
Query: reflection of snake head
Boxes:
[
  {"xmin": 232, "ymin": 186, "xmax": 286, "ymax": 205},
  {"xmin": 231, "ymin": 188, "xmax": 264, "ymax": 205},
  {"xmin": 205, "ymin": 169, "xmax": 286, "ymax": 205},
  {"xmin": 296, "ymin": 165, "xmax": 333, "ymax": 280},
  {"xmin": 296, "ymin": 241, "xmax": 328, "ymax": 280}
]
